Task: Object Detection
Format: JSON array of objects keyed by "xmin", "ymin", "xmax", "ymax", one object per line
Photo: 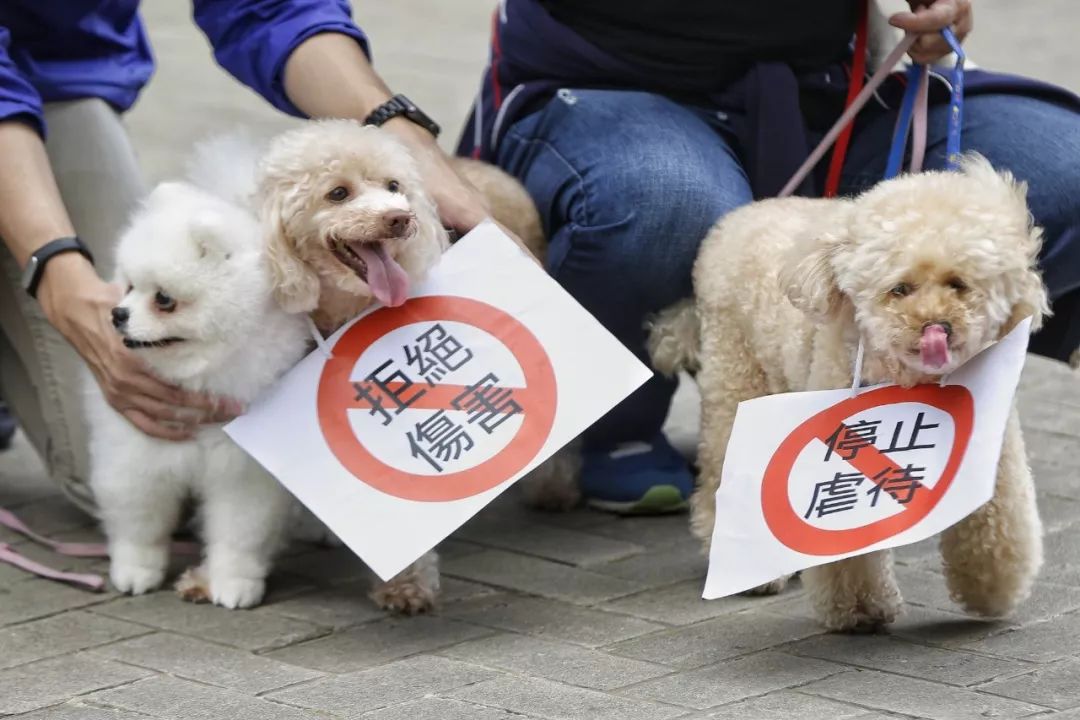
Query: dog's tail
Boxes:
[
  {"xmin": 646, "ymin": 299, "xmax": 701, "ymax": 377},
  {"xmin": 184, "ymin": 129, "xmax": 264, "ymax": 207}
]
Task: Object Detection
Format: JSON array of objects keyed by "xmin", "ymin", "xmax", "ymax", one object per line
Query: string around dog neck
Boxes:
[
  {"xmin": 850, "ymin": 339, "xmax": 866, "ymax": 395},
  {"xmin": 305, "ymin": 314, "xmax": 334, "ymax": 359}
]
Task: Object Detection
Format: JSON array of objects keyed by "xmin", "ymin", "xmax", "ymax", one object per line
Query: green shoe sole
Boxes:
[{"xmin": 586, "ymin": 484, "xmax": 689, "ymax": 516}]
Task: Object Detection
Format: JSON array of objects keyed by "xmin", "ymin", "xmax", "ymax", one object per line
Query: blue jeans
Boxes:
[{"xmin": 496, "ymin": 89, "xmax": 1080, "ymax": 450}]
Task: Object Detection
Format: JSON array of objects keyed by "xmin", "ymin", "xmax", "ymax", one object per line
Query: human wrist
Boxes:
[
  {"xmin": 351, "ymin": 85, "xmax": 396, "ymax": 122},
  {"xmin": 381, "ymin": 115, "xmax": 441, "ymax": 152},
  {"xmin": 36, "ymin": 253, "xmax": 105, "ymax": 325}
]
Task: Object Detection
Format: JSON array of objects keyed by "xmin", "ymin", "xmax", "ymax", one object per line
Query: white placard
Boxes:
[
  {"xmin": 226, "ymin": 222, "xmax": 652, "ymax": 580},
  {"xmin": 703, "ymin": 318, "xmax": 1031, "ymax": 599}
]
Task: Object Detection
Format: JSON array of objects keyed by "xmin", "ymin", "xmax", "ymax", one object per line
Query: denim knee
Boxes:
[{"xmin": 503, "ymin": 90, "xmax": 752, "ymax": 311}]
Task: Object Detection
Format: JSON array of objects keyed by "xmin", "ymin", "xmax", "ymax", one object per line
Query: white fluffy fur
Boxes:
[
  {"xmin": 84, "ymin": 179, "xmax": 310, "ymax": 609},
  {"xmin": 651, "ymin": 155, "xmax": 1049, "ymax": 631}
]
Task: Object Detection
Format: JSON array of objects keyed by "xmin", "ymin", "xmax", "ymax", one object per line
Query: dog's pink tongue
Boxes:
[
  {"xmin": 920, "ymin": 324, "xmax": 951, "ymax": 369},
  {"xmin": 355, "ymin": 243, "xmax": 410, "ymax": 307}
]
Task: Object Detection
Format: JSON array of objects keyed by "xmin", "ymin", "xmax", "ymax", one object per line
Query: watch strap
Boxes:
[
  {"xmin": 363, "ymin": 94, "xmax": 441, "ymax": 138},
  {"xmin": 23, "ymin": 236, "xmax": 94, "ymax": 299}
]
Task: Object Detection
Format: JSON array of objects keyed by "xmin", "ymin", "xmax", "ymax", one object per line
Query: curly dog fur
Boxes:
[
  {"xmin": 254, "ymin": 119, "xmax": 577, "ymax": 607},
  {"xmin": 651, "ymin": 155, "xmax": 1049, "ymax": 631}
]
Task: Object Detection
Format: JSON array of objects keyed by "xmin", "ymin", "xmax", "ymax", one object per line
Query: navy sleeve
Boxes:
[
  {"xmin": 192, "ymin": 0, "xmax": 370, "ymax": 117},
  {"xmin": 0, "ymin": 26, "xmax": 45, "ymax": 135}
]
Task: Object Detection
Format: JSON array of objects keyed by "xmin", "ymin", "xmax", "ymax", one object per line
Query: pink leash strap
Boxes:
[
  {"xmin": 909, "ymin": 65, "xmax": 930, "ymax": 173},
  {"xmin": 0, "ymin": 505, "xmax": 109, "ymax": 557},
  {"xmin": 0, "ymin": 504, "xmax": 200, "ymax": 591},
  {"xmin": 0, "ymin": 543, "xmax": 106, "ymax": 592},
  {"xmin": 779, "ymin": 32, "xmax": 921, "ymax": 199}
]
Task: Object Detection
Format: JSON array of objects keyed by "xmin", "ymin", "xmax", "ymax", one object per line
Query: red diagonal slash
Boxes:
[
  {"xmin": 815, "ymin": 423, "xmax": 935, "ymax": 517},
  {"xmin": 349, "ymin": 380, "xmax": 541, "ymax": 413},
  {"xmin": 762, "ymin": 384, "xmax": 974, "ymax": 556}
]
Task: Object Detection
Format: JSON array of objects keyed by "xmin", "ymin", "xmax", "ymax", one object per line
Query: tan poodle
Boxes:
[
  {"xmin": 254, "ymin": 119, "xmax": 579, "ymax": 611},
  {"xmin": 254, "ymin": 119, "xmax": 545, "ymax": 331},
  {"xmin": 649, "ymin": 155, "xmax": 1049, "ymax": 631}
]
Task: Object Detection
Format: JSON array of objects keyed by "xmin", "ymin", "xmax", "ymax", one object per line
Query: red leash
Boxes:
[{"xmin": 823, "ymin": 0, "xmax": 871, "ymax": 198}]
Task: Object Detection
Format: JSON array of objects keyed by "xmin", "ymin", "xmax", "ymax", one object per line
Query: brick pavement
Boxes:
[{"xmin": 2, "ymin": 1, "xmax": 1079, "ymax": 718}]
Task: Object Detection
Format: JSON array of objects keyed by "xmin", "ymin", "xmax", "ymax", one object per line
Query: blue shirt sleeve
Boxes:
[
  {"xmin": 192, "ymin": 0, "xmax": 370, "ymax": 117},
  {"xmin": 0, "ymin": 26, "xmax": 45, "ymax": 135}
]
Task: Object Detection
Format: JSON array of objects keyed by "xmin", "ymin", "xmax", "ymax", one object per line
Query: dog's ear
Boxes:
[
  {"xmin": 982, "ymin": 161, "xmax": 1053, "ymax": 338},
  {"xmin": 262, "ymin": 190, "xmax": 321, "ymax": 314},
  {"xmin": 1000, "ymin": 227, "xmax": 1052, "ymax": 339},
  {"xmin": 189, "ymin": 213, "xmax": 231, "ymax": 260},
  {"xmin": 778, "ymin": 211, "xmax": 851, "ymax": 320}
]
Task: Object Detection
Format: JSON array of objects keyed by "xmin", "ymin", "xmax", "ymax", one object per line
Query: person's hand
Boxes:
[
  {"xmin": 383, "ymin": 118, "xmax": 490, "ymax": 233},
  {"xmin": 382, "ymin": 118, "xmax": 541, "ymax": 264},
  {"xmin": 890, "ymin": 0, "xmax": 972, "ymax": 65},
  {"xmin": 37, "ymin": 254, "xmax": 242, "ymax": 440},
  {"xmin": 279, "ymin": 33, "xmax": 540, "ymax": 263}
]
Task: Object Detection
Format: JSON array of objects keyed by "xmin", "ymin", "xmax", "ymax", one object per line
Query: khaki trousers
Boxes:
[{"xmin": 0, "ymin": 99, "xmax": 145, "ymax": 516}]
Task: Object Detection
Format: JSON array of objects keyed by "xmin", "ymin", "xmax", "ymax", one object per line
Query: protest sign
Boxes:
[
  {"xmin": 703, "ymin": 318, "xmax": 1031, "ymax": 599},
  {"xmin": 226, "ymin": 222, "xmax": 652, "ymax": 580}
]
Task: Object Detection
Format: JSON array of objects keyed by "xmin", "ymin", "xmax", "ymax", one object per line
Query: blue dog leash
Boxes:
[
  {"xmin": 940, "ymin": 27, "xmax": 966, "ymax": 169},
  {"xmin": 885, "ymin": 27, "xmax": 966, "ymax": 180}
]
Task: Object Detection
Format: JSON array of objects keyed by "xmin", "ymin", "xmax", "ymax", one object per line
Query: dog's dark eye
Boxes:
[
  {"xmin": 947, "ymin": 277, "xmax": 968, "ymax": 292},
  {"xmin": 326, "ymin": 186, "xmax": 349, "ymax": 203},
  {"xmin": 889, "ymin": 282, "xmax": 913, "ymax": 298},
  {"xmin": 154, "ymin": 291, "xmax": 176, "ymax": 313},
  {"xmin": 387, "ymin": 180, "xmax": 401, "ymax": 193}
]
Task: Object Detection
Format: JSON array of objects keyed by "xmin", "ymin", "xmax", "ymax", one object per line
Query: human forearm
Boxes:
[
  {"xmin": 0, "ymin": 119, "xmax": 102, "ymax": 334},
  {"xmin": 282, "ymin": 32, "xmax": 492, "ymax": 233},
  {"xmin": 281, "ymin": 33, "xmax": 446, "ymax": 177},
  {"xmin": 282, "ymin": 32, "xmax": 392, "ymax": 121},
  {"xmin": 0, "ymin": 119, "xmax": 77, "ymax": 268},
  {"xmin": 0, "ymin": 119, "xmax": 234, "ymax": 438}
]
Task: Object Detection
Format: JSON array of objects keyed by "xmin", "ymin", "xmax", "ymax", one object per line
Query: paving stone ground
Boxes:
[{"xmin": 2, "ymin": 1, "xmax": 1078, "ymax": 718}]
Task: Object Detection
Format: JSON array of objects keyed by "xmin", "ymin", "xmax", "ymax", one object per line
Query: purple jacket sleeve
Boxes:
[
  {"xmin": 192, "ymin": 0, "xmax": 370, "ymax": 117},
  {"xmin": 0, "ymin": 26, "xmax": 45, "ymax": 135}
]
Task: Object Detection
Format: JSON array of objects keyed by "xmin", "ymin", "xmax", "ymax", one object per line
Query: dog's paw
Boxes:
[
  {"xmin": 211, "ymin": 576, "xmax": 266, "ymax": 609},
  {"xmin": 742, "ymin": 575, "xmax": 793, "ymax": 596},
  {"xmin": 521, "ymin": 481, "xmax": 581, "ymax": 512},
  {"xmin": 289, "ymin": 505, "xmax": 343, "ymax": 547},
  {"xmin": 176, "ymin": 565, "xmax": 266, "ymax": 609},
  {"xmin": 821, "ymin": 595, "xmax": 902, "ymax": 633},
  {"xmin": 110, "ymin": 562, "xmax": 166, "ymax": 596},
  {"xmin": 519, "ymin": 450, "xmax": 582, "ymax": 512},
  {"xmin": 370, "ymin": 577, "xmax": 438, "ymax": 615},
  {"xmin": 174, "ymin": 566, "xmax": 211, "ymax": 603}
]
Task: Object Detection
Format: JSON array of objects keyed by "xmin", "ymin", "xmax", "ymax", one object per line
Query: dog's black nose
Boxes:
[
  {"xmin": 111, "ymin": 307, "xmax": 129, "ymax": 328},
  {"xmin": 924, "ymin": 320, "xmax": 953, "ymax": 337},
  {"xmin": 382, "ymin": 210, "xmax": 412, "ymax": 237}
]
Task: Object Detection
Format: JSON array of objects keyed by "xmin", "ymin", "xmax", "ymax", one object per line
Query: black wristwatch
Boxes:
[
  {"xmin": 363, "ymin": 94, "xmax": 441, "ymax": 138},
  {"xmin": 22, "ymin": 236, "xmax": 94, "ymax": 299}
]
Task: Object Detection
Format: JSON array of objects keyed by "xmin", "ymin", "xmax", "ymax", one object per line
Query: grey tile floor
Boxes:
[{"xmin": 2, "ymin": 1, "xmax": 1078, "ymax": 717}]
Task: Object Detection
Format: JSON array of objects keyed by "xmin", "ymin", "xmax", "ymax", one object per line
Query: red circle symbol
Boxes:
[
  {"xmin": 317, "ymin": 296, "xmax": 556, "ymax": 502},
  {"xmin": 761, "ymin": 384, "xmax": 974, "ymax": 556}
]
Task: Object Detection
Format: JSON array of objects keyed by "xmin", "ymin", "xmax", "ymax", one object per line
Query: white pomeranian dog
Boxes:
[{"xmin": 84, "ymin": 140, "xmax": 310, "ymax": 609}]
